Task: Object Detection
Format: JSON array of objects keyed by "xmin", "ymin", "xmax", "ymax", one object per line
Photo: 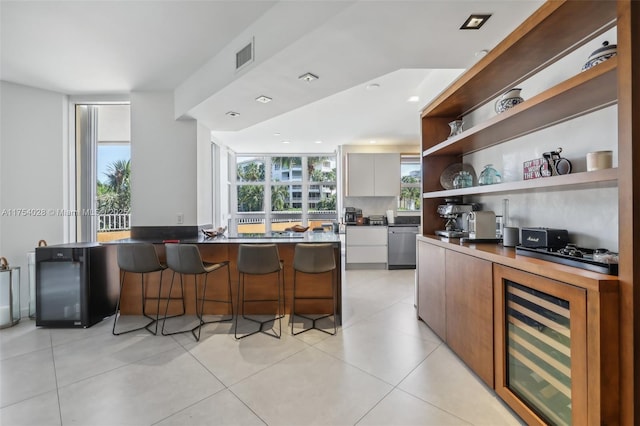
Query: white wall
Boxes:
[
  {"xmin": 130, "ymin": 91, "xmax": 198, "ymax": 226},
  {"xmin": 197, "ymin": 122, "xmax": 212, "ymax": 226},
  {"xmin": 461, "ymin": 28, "xmax": 618, "ymax": 250},
  {"xmin": 0, "ymin": 81, "xmax": 68, "ymax": 316}
]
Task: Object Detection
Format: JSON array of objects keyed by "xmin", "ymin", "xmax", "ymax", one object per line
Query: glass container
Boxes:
[
  {"xmin": 0, "ymin": 257, "xmax": 21, "ymax": 328},
  {"xmin": 453, "ymin": 170, "xmax": 473, "ymax": 189},
  {"xmin": 479, "ymin": 164, "xmax": 502, "ymax": 185}
]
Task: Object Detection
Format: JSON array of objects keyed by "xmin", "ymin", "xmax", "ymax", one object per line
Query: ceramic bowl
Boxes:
[{"xmin": 582, "ymin": 41, "xmax": 617, "ymax": 72}]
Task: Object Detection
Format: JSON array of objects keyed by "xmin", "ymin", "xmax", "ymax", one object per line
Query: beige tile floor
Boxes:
[{"xmin": 0, "ymin": 268, "xmax": 523, "ymax": 426}]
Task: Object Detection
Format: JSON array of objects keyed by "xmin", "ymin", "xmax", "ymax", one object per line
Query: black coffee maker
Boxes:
[{"xmin": 343, "ymin": 207, "xmax": 361, "ymax": 224}]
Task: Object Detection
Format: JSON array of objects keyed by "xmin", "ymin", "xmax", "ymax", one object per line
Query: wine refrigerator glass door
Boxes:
[
  {"xmin": 37, "ymin": 261, "xmax": 83, "ymax": 325},
  {"xmin": 505, "ymin": 280, "xmax": 573, "ymax": 425}
]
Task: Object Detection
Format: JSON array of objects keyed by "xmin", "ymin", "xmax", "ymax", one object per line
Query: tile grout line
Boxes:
[{"xmin": 50, "ymin": 331, "xmax": 64, "ymax": 426}]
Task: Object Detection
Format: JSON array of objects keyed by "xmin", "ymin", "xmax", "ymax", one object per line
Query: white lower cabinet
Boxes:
[{"xmin": 346, "ymin": 226, "xmax": 387, "ymax": 269}]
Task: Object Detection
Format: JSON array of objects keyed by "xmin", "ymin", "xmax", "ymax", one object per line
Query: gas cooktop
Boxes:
[{"xmin": 516, "ymin": 244, "xmax": 618, "ymax": 275}]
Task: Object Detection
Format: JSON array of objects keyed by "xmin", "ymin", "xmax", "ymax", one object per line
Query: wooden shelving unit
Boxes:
[
  {"xmin": 415, "ymin": 1, "xmax": 636, "ymax": 424},
  {"xmin": 422, "ymin": 58, "xmax": 617, "ymax": 157},
  {"xmin": 423, "ymin": 168, "xmax": 618, "ymax": 199}
]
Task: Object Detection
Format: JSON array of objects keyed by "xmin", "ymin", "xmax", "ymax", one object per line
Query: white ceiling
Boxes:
[{"xmin": 1, "ymin": 0, "xmax": 543, "ymax": 154}]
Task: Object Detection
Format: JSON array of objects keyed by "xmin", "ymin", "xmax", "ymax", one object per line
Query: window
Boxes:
[
  {"xmin": 399, "ymin": 155, "xmax": 421, "ymax": 211},
  {"xmin": 75, "ymin": 104, "xmax": 131, "ymax": 242},
  {"xmin": 231, "ymin": 154, "xmax": 337, "ymax": 233}
]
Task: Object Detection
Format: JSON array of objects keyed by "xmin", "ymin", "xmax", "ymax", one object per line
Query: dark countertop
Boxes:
[{"xmin": 106, "ymin": 231, "xmax": 341, "ymax": 245}]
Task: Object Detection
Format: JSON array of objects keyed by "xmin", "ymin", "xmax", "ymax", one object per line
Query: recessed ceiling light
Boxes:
[
  {"xmin": 282, "ymin": 140, "xmax": 290, "ymax": 144},
  {"xmin": 298, "ymin": 72, "xmax": 319, "ymax": 82},
  {"xmin": 315, "ymin": 140, "xmax": 322, "ymax": 144},
  {"xmin": 475, "ymin": 49, "xmax": 489, "ymax": 57},
  {"xmin": 407, "ymin": 95, "xmax": 420, "ymax": 102},
  {"xmin": 369, "ymin": 140, "xmax": 377, "ymax": 144},
  {"xmin": 460, "ymin": 14, "xmax": 491, "ymax": 30},
  {"xmin": 255, "ymin": 95, "xmax": 272, "ymax": 103},
  {"xmin": 274, "ymin": 132, "xmax": 281, "ymax": 136},
  {"xmin": 226, "ymin": 111, "xmax": 240, "ymax": 117},
  {"xmin": 366, "ymin": 83, "xmax": 380, "ymax": 90}
]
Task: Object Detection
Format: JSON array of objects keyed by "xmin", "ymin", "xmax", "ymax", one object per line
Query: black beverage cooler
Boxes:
[{"xmin": 36, "ymin": 243, "xmax": 119, "ymax": 327}]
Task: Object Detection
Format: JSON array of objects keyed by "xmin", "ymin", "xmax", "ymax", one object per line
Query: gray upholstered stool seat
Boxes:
[
  {"xmin": 291, "ymin": 243, "xmax": 337, "ymax": 336},
  {"xmin": 162, "ymin": 243, "xmax": 232, "ymax": 341},
  {"xmin": 234, "ymin": 244, "xmax": 284, "ymax": 339},
  {"xmin": 113, "ymin": 243, "xmax": 169, "ymax": 336}
]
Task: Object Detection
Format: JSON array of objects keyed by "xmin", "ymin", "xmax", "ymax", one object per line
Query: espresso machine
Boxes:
[{"xmin": 435, "ymin": 199, "xmax": 478, "ymax": 238}]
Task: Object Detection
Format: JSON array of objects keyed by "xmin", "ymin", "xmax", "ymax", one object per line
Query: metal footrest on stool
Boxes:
[{"xmin": 291, "ymin": 312, "xmax": 336, "ymax": 336}]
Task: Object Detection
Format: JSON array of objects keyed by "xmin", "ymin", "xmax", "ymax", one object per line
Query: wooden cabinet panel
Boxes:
[
  {"xmin": 445, "ymin": 250, "xmax": 494, "ymax": 387},
  {"xmin": 417, "ymin": 240, "xmax": 446, "ymax": 340}
]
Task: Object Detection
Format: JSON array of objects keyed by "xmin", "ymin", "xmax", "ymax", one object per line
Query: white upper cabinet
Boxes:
[{"xmin": 347, "ymin": 153, "xmax": 400, "ymax": 196}]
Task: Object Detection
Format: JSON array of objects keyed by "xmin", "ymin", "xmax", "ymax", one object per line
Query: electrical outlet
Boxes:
[{"xmin": 177, "ymin": 213, "xmax": 184, "ymax": 224}]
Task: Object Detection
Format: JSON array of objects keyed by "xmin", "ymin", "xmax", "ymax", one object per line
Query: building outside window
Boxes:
[
  {"xmin": 231, "ymin": 154, "xmax": 337, "ymax": 233},
  {"xmin": 399, "ymin": 155, "xmax": 421, "ymax": 212}
]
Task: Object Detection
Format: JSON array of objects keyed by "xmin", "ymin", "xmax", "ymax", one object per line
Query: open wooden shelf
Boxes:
[
  {"xmin": 422, "ymin": 58, "xmax": 617, "ymax": 157},
  {"xmin": 423, "ymin": 168, "xmax": 618, "ymax": 199},
  {"xmin": 421, "ymin": 1, "xmax": 616, "ymax": 119}
]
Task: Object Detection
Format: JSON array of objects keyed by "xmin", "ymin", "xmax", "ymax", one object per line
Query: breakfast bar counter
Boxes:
[{"xmin": 109, "ymin": 232, "xmax": 342, "ymax": 318}]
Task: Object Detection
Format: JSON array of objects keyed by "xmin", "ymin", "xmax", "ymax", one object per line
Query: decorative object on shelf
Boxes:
[
  {"xmin": 440, "ymin": 163, "xmax": 477, "ymax": 190},
  {"xmin": 523, "ymin": 157, "xmax": 548, "ymax": 180},
  {"xmin": 453, "ymin": 170, "xmax": 474, "ymax": 189},
  {"xmin": 448, "ymin": 120, "xmax": 464, "ymax": 138},
  {"xmin": 0, "ymin": 257, "xmax": 21, "ymax": 329},
  {"xmin": 540, "ymin": 148, "xmax": 571, "ymax": 177},
  {"xmin": 478, "ymin": 164, "xmax": 502, "ymax": 185},
  {"xmin": 586, "ymin": 150, "xmax": 613, "ymax": 171},
  {"xmin": 582, "ymin": 41, "xmax": 617, "ymax": 72},
  {"xmin": 495, "ymin": 88, "xmax": 524, "ymax": 113}
]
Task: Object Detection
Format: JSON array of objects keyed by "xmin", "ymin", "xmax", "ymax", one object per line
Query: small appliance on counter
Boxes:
[
  {"xmin": 368, "ymin": 215, "xmax": 386, "ymax": 226},
  {"xmin": 344, "ymin": 207, "xmax": 362, "ymax": 225},
  {"xmin": 520, "ymin": 227, "xmax": 569, "ymax": 249},
  {"xmin": 468, "ymin": 211, "xmax": 496, "ymax": 239},
  {"xmin": 435, "ymin": 198, "xmax": 478, "ymax": 238}
]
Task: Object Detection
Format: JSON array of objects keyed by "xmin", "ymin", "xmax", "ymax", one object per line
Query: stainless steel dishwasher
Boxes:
[{"xmin": 387, "ymin": 225, "xmax": 419, "ymax": 269}]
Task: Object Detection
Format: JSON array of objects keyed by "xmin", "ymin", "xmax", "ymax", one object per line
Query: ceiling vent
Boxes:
[{"xmin": 236, "ymin": 38, "xmax": 254, "ymax": 71}]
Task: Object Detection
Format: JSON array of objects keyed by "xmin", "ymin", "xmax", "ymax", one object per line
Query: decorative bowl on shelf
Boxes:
[
  {"xmin": 478, "ymin": 164, "xmax": 502, "ymax": 185},
  {"xmin": 582, "ymin": 41, "xmax": 617, "ymax": 72},
  {"xmin": 440, "ymin": 163, "xmax": 477, "ymax": 190},
  {"xmin": 495, "ymin": 88, "xmax": 524, "ymax": 114}
]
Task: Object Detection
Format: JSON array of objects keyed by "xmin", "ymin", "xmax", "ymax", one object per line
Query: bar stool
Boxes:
[
  {"xmin": 234, "ymin": 244, "xmax": 284, "ymax": 339},
  {"xmin": 113, "ymin": 243, "xmax": 170, "ymax": 336},
  {"xmin": 291, "ymin": 243, "xmax": 337, "ymax": 336},
  {"xmin": 162, "ymin": 244, "xmax": 232, "ymax": 341}
]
